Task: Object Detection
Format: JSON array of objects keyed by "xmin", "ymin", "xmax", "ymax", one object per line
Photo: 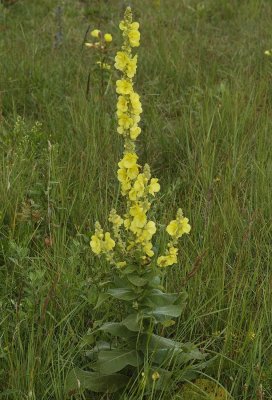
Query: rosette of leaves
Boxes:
[{"xmin": 66, "ymin": 265, "xmax": 206, "ymax": 395}]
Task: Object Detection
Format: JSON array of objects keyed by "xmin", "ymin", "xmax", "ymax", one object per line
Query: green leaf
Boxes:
[
  {"xmin": 140, "ymin": 333, "xmax": 182, "ymax": 364},
  {"xmin": 141, "ymin": 333, "xmax": 182, "ymax": 351},
  {"xmin": 87, "ymin": 287, "xmax": 98, "ymax": 304},
  {"xmin": 82, "ymin": 333, "xmax": 96, "ymax": 345},
  {"xmin": 65, "ymin": 368, "xmax": 129, "ymax": 394},
  {"xmin": 122, "ymin": 313, "xmax": 141, "ymax": 332},
  {"xmin": 94, "ymin": 292, "xmax": 109, "ymax": 310},
  {"xmin": 148, "ymin": 275, "xmax": 161, "ymax": 287},
  {"xmin": 120, "ymin": 265, "xmax": 138, "ymax": 275},
  {"xmin": 93, "ymin": 349, "xmax": 143, "ymax": 374},
  {"xmin": 140, "ymin": 334, "xmax": 205, "ymax": 367},
  {"xmin": 143, "ymin": 289, "xmax": 187, "ymax": 307},
  {"xmin": 149, "ymin": 347, "xmax": 181, "ymax": 365},
  {"xmin": 86, "ymin": 341, "xmax": 112, "ymax": 360},
  {"xmin": 107, "ymin": 288, "xmax": 138, "ymax": 301},
  {"xmin": 99, "ymin": 322, "xmax": 136, "ymax": 338},
  {"xmin": 177, "ymin": 346, "xmax": 206, "ymax": 364},
  {"xmin": 146, "ymin": 304, "xmax": 184, "ymax": 320},
  {"xmin": 144, "ymin": 289, "xmax": 179, "ymax": 306},
  {"xmin": 127, "ymin": 274, "xmax": 148, "ymax": 287}
]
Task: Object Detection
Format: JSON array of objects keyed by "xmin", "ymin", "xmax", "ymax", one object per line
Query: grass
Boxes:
[{"xmin": 0, "ymin": 0, "xmax": 272, "ymax": 398}]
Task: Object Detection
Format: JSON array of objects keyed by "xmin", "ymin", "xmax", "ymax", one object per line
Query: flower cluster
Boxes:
[
  {"xmin": 85, "ymin": 28, "xmax": 112, "ymax": 70},
  {"xmin": 88, "ymin": 28, "xmax": 112, "ymax": 44},
  {"xmin": 90, "ymin": 8, "xmax": 191, "ymax": 269},
  {"xmin": 90, "ymin": 222, "xmax": 115, "ymax": 256}
]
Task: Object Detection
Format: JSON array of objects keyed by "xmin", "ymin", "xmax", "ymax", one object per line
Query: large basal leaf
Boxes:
[
  {"xmin": 140, "ymin": 334, "xmax": 205, "ymax": 367},
  {"xmin": 107, "ymin": 287, "xmax": 138, "ymax": 301},
  {"xmin": 65, "ymin": 368, "xmax": 129, "ymax": 394},
  {"xmin": 146, "ymin": 304, "xmax": 184, "ymax": 320},
  {"xmin": 148, "ymin": 347, "xmax": 181, "ymax": 365},
  {"xmin": 93, "ymin": 348, "xmax": 143, "ymax": 374},
  {"xmin": 99, "ymin": 322, "xmax": 136, "ymax": 338},
  {"xmin": 140, "ymin": 333, "xmax": 182, "ymax": 351},
  {"xmin": 149, "ymin": 346, "xmax": 205, "ymax": 366}
]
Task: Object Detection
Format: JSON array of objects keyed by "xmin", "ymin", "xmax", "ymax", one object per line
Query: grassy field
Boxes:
[{"xmin": 0, "ymin": 0, "xmax": 272, "ymax": 398}]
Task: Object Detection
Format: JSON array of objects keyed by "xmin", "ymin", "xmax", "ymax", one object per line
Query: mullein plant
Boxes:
[{"xmin": 67, "ymin": 7, "xmax": 206, "ymax": 396}]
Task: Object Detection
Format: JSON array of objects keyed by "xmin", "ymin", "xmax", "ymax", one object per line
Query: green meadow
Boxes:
[{"xmin": 0, "ymin": 0, "xmax": 272, "ymax": 398}]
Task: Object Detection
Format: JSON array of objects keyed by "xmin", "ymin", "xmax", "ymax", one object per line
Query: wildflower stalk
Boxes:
[
  {"xmin": 85, "ymin": 28, "xmax": 113, "ymax": 98},
  {"xmin": 66, "ymin": 7, "xmax": 206, "ymax": 396}
]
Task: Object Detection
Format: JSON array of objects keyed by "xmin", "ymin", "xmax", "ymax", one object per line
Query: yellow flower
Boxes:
[
  {"xmin": 131, "ymin": 213, "xmax": 147, "ymax": 229},
  {"xmin": 117, "ymin": 96, "xmax": 128, "ymax": 113},
  {"xmin": 130, "ymin": 205, "xmax": 147, "ymax": 230},
  {"xmin": 130, "ymin": 92, "xmax": 142, "ymax": 114},
  {"xmin": 136, "ymin": 221, "xmax": 156, "ymax": 246},
  {"xmin": 134, "ymin": 174, "xmax": 146, "ymax": 192},
  {"xmin": 116, "ymin": 79, "xmax": 133, "ymax": 95},
  {"xmin": 264, "ymin": 50, "xmax": 272, "ymax": 56},
  {"xmin": 109, "ymin": 209, "xmax": 123, "ymax": 227},
  {"xmin": 129, "ymin": 174, "xmax": 146, "ymax": 200},
  {"xmin": 117, "ymin": 126, "xmax": 124, "ymax": 135},
  {"xmin": 131, "ymin": 22, "xmax": 139, "ymax": 30},
  {"xmin": 132, "ymin": 114, "xmax": 141, "ymax": 125},
  {"xmin": 117, "ymin": 167, "xmax": 127, "ymax": 183},
  {"xmin": 128, "ymin": 188, "xmax": 137, "ymax": 201},
  {"xmin": 104, "ymin": 33, "xmax": 112, "ymax": 42},
  {"xmin": 118, "ymin": 154, "xmax": 139, "ymax": 181},
  {"xmin": 149, "ymin": 178, "xmax": 160, "ymax": 196},
  {"xmin": 128, "ymin": 23, "xmax": 140, "ymax": 47},
  {"xmin": 157, "ymin": 255, "xmax": 175, "ymax": 267},
  {"xmin": 130, "ymin": 125, "xmax": 141, "ymax": 140},
  {"xmin": 119, "ymin": 20, "xmax": 126, "ymax": 31},
  {"xmin": 90, "ymin": 229, "xmax": 115, "ymax": 255},
  {"xmin": 143, "ymin": 242, "xmax": 154, "ymax": 257},
  {"xmin": 157, "ymin": 247, "xmax": 178, "ymax": 267},
  {"xmin": 117, "ymin": 168, "xmax": 132, "ymax": 192},
  {"xmin": 91, "ymin": 29, "xmax": 100, "ymax": 38},
  {"xmin": 141, "ymin": 221, "xmax": 156, "ymax": 241},
  {"xmin": 90, "ymin": 234, "xmax": 102, "ymax": 254},
  {"xmin": 104, "ymin": 232, "xmax": 115, "ymax": 251},
  {"xmin": 118, "ymin": 113, "xmax": 134, "ymax": 129},
  {"xmin": 166, "ymin": 210, "xmax": 191, "ymax": 238},
  {"xmin": 118, "ymin": 153, "xmax": 138, "ymax": 169},
  {"xmin": 126, "ymin": 55, "xmax": 137, "ymax": 78},
  {"xmin": 115, "ymin": 51, "xmax": 129, "ymax": 71},
  {"xmin": 127, "ymin": 165, "xmax": 139, "ymax": 179}
]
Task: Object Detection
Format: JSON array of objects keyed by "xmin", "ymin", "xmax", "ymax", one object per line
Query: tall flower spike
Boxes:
[{"xmin": 90, "ymin": 7, "xmax": 190, "ymax": 268}]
